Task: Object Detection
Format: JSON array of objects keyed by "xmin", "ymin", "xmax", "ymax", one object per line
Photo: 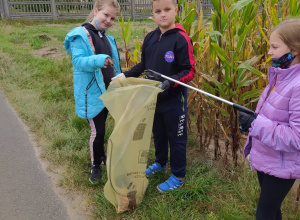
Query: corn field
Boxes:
[{"xmin": 119, "ymin": 0, "xmax": 300, "ymax": 166}]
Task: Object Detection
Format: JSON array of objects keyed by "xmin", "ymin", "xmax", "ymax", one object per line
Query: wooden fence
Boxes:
[{"xmin": 0, "ymin": 0, "xmax": 214, "ymax": 20}]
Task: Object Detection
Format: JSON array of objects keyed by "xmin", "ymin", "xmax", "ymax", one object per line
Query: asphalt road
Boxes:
[{"xmin": 0, "ymin": 90, "xmax": 70, "ymax": 220}]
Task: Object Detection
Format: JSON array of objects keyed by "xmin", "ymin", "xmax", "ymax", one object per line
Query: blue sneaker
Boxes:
[
  {"xmin": 157, "ymin": 174, "xmax": 184, "ymax": 192},
  {"xmin": 146, "ymin": 162, "xmax": 167, "ymax": 176}
]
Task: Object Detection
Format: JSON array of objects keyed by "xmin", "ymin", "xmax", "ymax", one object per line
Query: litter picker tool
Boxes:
[{"xmin": 145, "ymin": 69, "xmax": 255, "ymax": 115}]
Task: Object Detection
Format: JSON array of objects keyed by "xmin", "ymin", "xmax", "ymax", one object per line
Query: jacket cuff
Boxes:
[
  {"xmin": 249, "ymin": 114, "xmax": 273, "ymax": 139},
  {"xmin": 96, "ymin": 54, "xmax": 110, "ymax": 68}
]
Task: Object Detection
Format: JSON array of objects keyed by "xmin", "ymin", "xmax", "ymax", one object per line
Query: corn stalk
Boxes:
[{"xmin": 117, "ymin": 15, "xmax": 133, "ymax": 69}]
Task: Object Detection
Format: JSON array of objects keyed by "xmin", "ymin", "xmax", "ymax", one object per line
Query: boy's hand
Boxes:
[
  {"xmin": 104, "ymin": 58, "xmax": 113, "ymax": 68},
  {"xmin": 238, "ymin": 111, "xmax": 257, "ymax": 133},
  {"xmin": 145, "ymin": 70, "xmax": 161, "ymax": 80},
  {"xmin": 158, "ymin": 80, "xmax": 170, "ymax": 90}
]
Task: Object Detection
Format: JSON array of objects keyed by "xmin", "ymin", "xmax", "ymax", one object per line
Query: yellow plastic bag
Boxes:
[{"xmin": 100, "ymin": 77, "xmax": 161, "ymax": 213}]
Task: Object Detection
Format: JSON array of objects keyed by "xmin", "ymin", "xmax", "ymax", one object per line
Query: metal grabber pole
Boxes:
[{"xmin": 145, "ymin": 69, "xmax": 255, "ymax": 115}]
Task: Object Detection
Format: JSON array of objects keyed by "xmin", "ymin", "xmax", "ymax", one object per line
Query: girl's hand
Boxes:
[
  {"xmin": 238, "ymin": 111, "xmax": 257, "ymax": 133},
  {"xmin": 104, "ymin": 58, "xmax": 113, "ymax": 68},
  {"xmin": 111, "ymin": 73, "xmax": 125, "ymax": 80}
]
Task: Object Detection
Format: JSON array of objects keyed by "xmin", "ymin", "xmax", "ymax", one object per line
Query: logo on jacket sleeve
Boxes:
[{"xmin": 165, "ymin": 51, "xmax": 175, "ymax": 63}]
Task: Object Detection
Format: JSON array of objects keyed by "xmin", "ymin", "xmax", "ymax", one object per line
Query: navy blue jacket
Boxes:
[{"xmin": 124, "ymin": 24, "xmax": 195, "ymax": 111}]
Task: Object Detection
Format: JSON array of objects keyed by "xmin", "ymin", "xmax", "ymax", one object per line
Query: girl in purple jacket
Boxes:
[{"xmin": 239, "ymin": 18, "xmax": 300, "ymax": 220}]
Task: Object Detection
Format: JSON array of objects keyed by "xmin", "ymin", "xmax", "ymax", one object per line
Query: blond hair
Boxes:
[
  {"xmin": 86, "ymin": 0, "xmax": 120, "ymax": 22},
  {"xmin": 271, "ymin": 18, "xmax": 300, "ymax": 53},
  {"xmin": 151, "ymin": 0, "xmax": 177, "ymax": 6}
]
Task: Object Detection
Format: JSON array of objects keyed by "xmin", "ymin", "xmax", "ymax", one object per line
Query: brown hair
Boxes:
[
  {"xmin": 151, "ymin": 0, "xmax": 177, "ymax": 6},
  {"xmin": 86, "ymin": 0, "xmax": 120, "ymax": 22},
  {"xmin": 271, "ymin": 18, "xmax": 300, "ymax": 53}
]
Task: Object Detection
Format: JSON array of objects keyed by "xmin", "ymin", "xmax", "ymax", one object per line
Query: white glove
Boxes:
[{"xmin": 111, "ymin": 73, "xmax": 125, "ymax": 80}]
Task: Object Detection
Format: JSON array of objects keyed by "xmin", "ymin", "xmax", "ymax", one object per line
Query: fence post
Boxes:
[
  {"xmin": 0, "ymin": 0, "xmax": 3, "ymax": 19},
  {"xmin": 131, "ymin": 0, "xmax": 135, "ymax": 20},
  {"xmin": 1, "ymin": 0, "xmax": 10, "ymax": 19},
  {"xmin": 50, "ymin": 0, "xmax": 57, "ymax": 20}
]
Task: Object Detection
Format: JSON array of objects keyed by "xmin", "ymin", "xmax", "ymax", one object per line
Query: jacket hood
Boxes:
[
  {"xmin": 82, "ymin": 22, "xmax": 107, "ymax": 35},
  {"xmin": 155, "ymin": 23, "xmax": 187, "ymax": 35},
  {"xmin": 82, "ymin": 22, "xmax": 97, "ymax": 31},
  {"xmin": 174, "ymin": 23, "xmax": 186, "ymax": 32},
  {"xmin": 64, "ymin": 26, "xmax": 89, "ymax": 55}
]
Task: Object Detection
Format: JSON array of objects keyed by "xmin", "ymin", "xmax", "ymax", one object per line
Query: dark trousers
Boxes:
[
  {"xmin": 256, "ymin": 171, "xmax": 295, "ymax": 220},
  {"xmin": 152, "ymin": 93, "xmax": 187, "ymax": 178},
  {"xmin": 87, "ymin": 108, "xmax": 108, "ymax": 165}
]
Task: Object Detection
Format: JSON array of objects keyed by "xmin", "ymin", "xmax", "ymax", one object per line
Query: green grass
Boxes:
[{"xmin": 0, "ymin": 19, "xmax": 298, "ymax": 220}]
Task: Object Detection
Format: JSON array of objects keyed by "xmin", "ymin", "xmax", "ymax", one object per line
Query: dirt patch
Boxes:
[
  {"xmin": 32, "ymin": 47, "xmax": 69, "ymax": 60},
  {"xmin": 186, "ymin": 129, "xmax": 248, "ymax": 168},
  {"xmin": 29, "ymin": 33, "xmax": 69, "ymax": 59}
]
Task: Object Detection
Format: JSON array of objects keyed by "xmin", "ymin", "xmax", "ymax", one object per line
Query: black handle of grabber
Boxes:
[
  {"xmin": 144, "ymin": 69, "xmax": 161, "ymax": 80},
  {"xmin": 233, "ymin": 103, "xmax": 256, "ymax": 115}
]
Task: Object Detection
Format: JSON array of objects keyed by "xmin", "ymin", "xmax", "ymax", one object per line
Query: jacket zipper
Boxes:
[
  {"xmin": 280, "ymin": 151, "xmax": 285, "ymax": 168},
  {"xmin": 85, "ymin": 90, "xmax": 88, "ymax": 119},
  {"xmin": 159, "ymin": 33, "xmax": 162, "ymax": 41},
  {"xmin": 85, "ymin": 75, "xmax": 96, "ymax": 119}
]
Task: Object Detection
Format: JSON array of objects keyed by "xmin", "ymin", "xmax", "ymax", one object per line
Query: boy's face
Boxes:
[{"xmin": 152, "ymin": 0, "xmax": 178, "ymax": 33}]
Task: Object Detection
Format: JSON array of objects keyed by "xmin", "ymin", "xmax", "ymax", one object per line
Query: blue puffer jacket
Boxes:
[{"xmin": 64, "ymin": 26, "xmax": 121, "ymax": 119}]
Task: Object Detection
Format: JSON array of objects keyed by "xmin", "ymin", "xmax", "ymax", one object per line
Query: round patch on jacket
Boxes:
[{"xmin": 165, "ymin": 51, "xmax": 175, "ymax": 63}]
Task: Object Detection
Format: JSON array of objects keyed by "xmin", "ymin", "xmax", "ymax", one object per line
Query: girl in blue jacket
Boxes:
[{"xmin": 64, "ymin": 0, "xmax": 122, "ymax": 183}]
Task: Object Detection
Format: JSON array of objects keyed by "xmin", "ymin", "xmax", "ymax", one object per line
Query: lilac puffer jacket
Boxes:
[{"xmin": 244, "ymin": 63, "xmax": 300, "ymax": 179}]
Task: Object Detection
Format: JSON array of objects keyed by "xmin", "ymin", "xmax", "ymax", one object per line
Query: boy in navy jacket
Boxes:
[{"xmin": 115, "ymin": 0, "xmax": 195, "ymax": 191}]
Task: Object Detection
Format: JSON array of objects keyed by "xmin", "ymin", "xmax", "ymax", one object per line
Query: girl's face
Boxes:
[
  {"xmin": 152, "ymin": 0, "xmax": 178, "ymax": 34},
  {"xmin": 268, "ymin": 32, "xmax": 291, "ymax": 59},
  {"xmin": 268, "ymin": 31, "xmax": 299, "ymax": 66},
  {"xmin": 92, "ymin": 4, "xmax": 117, "ymax": 30}
]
